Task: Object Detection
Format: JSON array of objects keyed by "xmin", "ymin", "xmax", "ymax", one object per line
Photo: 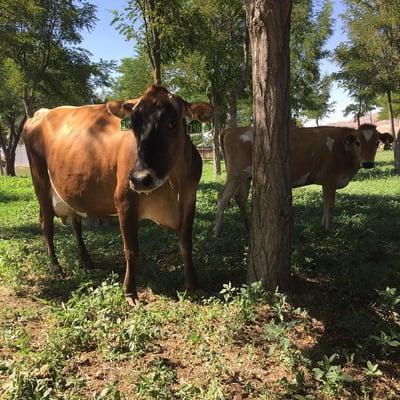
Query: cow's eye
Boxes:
[{"xmin": 167, "ymin": 119, "xmax": 178, "ymax": 130}]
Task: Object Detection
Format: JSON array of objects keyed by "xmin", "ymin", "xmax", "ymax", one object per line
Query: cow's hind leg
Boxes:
[
  {"xmin": 235, "ymin": 177, "xmax": 251, "ymax": 233},
  {"xmin": 70, "ymin": 216, "xmax": 93, "ymax": 268},
  {"xmin": 38, "ymin": 191, "xmax": 63, "ymax": 275},
  {"xmin": 214, "ymin": 176, "xmax": 241, "ymax": 237},
  {"xmin": 322, "ymin": 184, "xmax": 336, "ymax": 232}
]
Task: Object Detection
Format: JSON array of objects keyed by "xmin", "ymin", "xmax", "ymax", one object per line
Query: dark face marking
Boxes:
[{"xmin": 128, "ymin": 92, "xmax": 184, "ymax": 192}]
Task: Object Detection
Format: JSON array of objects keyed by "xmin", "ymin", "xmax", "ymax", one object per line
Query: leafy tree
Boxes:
[
  {"xmin": 291, "ymin": 0, "xmax": 333, "ymax": 118},
  {"xmin": 343, "ymin": 95, "xmax": 376, "ymax": 127},
  {"xmin": 0, "ymin": 0, "xmax": 113, "ymax": 174},
  {"xmin": 112, "ymin": 0, "xmax": 186, "ymax": 84},
  {"xmin": 0, "ymin": 0, "xmax": 99, "ymax": 117},
  {"xmin": 304, "ymin": 75, "xmax": 335, "ymax": 126},
  {"xmin": 173, "ymin": 0, "xmax": 248, "ymax": 175},
  {"xmin": 0, "ymin": 59, "xmax": 26, "ymax": 176},
  {"xmin": 112, "ymin": 52, "xmax": 153, "ymax": 100},
  {"xmin": 335, "ymin": 0, "xmax": 400, "ymax": 171},
  {"xmin": 376, "ymin": 93, "xmax": 400, "ymax": 121}
]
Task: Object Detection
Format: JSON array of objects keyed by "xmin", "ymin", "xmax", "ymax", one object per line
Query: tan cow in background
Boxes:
[
  {"xmin": 214, "ymin": 124, "xmax": 393, "ymax": 235},
  {"xmin": 23, "ymin": 85, "xmax": 213, "ymax": 304}
]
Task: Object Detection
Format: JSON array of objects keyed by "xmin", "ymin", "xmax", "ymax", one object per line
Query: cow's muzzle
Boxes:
[
  {"xmin": 129, "ymin": 170, "xmax": 156, "ymax": 192},
  {"xmin": 362, "ymin": 161, "xmax": 374, "ymax": 169}
]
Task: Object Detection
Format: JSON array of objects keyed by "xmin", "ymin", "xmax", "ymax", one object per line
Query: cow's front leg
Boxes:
[
  {"xmin": 116, "ymin": 196, "xmax": 139, "ymax": 306},
  {"xmin": 179, "ymin": 193, "xmax": 198, "ymax": 292}
]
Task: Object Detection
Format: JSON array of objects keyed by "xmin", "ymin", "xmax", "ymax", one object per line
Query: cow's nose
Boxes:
[
  {"xmin": 129, "ymin": 171, "xmax": 154, "ymax": 191},
  {"xmin": 362, "ymin": 161, "xmax": 374, "ymax": 169}
]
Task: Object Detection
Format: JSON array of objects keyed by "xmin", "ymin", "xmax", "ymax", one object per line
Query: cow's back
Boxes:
[
  {"xmin": 222, "ymin": 127, "xmax": 253, "ymax": 176},
  {"xmin": 24, "ymin": 104, "xmax": 135, "ymax": 217},
  {"xmin": 290, "ymin": 126, "xmax": 358, "ymax": 187}
]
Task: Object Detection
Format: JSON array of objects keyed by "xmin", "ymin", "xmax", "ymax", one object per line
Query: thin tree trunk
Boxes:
[
  {"xmin": 387, "ymin": 90, "xmax": 396, "ymax": 136},
  {"xmin": 387, "ymin": 90, "xmax": 400, "ymax": 173},
  {"xmin": 356, "ymin": 99, "xmax": 362, "ymax": 128},
  {"xmin": 153, "ymin": 51, "xmax": 162, "ymax": 84},
  {"xmin": 153, "ymin": 31, "xmax": 162, "ymax": 84},
  {"xmin": 5, "ymin": 150, "xmax": 16, "ymax": 176},
  {"xmin": 245, "ymin": 0, "xmax": 293, "ymax": 289},
  {"xmin": 23, "ymin": 87, "xmax": 34, "ymax": 118},
  {"xmin": 212, "ymin": 102, "xmax": 222, "ymax": 176},
  {"xmin": 227, "ymin": 90, "xmax": 238, "ymax": 128}
]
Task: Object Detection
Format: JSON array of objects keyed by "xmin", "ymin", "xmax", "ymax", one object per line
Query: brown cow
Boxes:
[
  {"xmin": 23, "ymin": 85, "xmax": 213, "ymax": 304},
  {"xmin": 214, "ymin": 124, "xmax": 393, "ymax": 235}
]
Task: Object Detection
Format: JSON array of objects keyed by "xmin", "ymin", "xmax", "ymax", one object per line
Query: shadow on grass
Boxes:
[
  {"xmin": 3, "ymin": 173, "xmax": 399, "ymax": 373},
  {"xmin": 288, "ymin": 190, "xmax": 400, "ymax": 371}
]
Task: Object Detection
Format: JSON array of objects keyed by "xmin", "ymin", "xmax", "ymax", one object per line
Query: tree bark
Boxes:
[
  {"xmin": 245, "ymin": 0, "xmax": 293, "ymax": 289},
  {"xmin": 356, "ymin": 100, "xmax": 361, "ymax": 128},
  {"xmin": 0, "ymin": 114, "xmax": 26, "ymax": 176},
  {"xmin": 153, "ymin": 32, "xmax": 162, "ymax": 84},
  {"xmin": 387, "ymin": 90, "xmax": 400, "ymax": 173},
  {"xmin": 5, "ymin": 150, "xmax": 16, "ymax": 176},
  {"xmin": 227, "ymin": 90, "xmax": 238, "ymax": 128},
  {"xmin": 212, "ymin": 102, "xmax": 222, "ymax": 176}
]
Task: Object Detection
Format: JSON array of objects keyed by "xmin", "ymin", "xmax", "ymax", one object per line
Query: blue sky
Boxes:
[{"xmin": 81, "ymin": 0, "xmax": 351, "ymax": 124}]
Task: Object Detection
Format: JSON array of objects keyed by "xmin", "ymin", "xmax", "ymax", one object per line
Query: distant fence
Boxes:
[
  {"xmin": 0, "ymin": 145, "xmax": 30, "ymax": 168},
  {"xmin": 197, "ymin": 145, "xmax": 214, "ymax": 160}
]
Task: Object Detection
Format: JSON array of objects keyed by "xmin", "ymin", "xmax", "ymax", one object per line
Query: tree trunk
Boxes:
[
  {"xmin": 387, "ymin": 90, "xmax": 400, "ymax": 173},
  {"xmin": 153, "ymin": 31, "xmax": 162, "ymax": 84},
  {"xmin": 245, "ymin": 0, "xmax": 293, "ymax": 289},
  {"xmin": 212, "ymin": 102, "xmax": 222, "ymax": 176},
  {"xmin": 227, "ymin": 90, "xmax": 238, "ymax": 128},
  {"xmin": 153, "ymin": 52, "xmax": 162, "ymax": 84},
  {"xmin": 387, "ymin": 90, "xmax": 396, "ymax": 136},
  {"xmin": 5, "ymin": 150, "xmax": 16, "ymax": 176},
  {"xmin": 23, "ymin": 87, "xmax": 35, "ymax": 118}
]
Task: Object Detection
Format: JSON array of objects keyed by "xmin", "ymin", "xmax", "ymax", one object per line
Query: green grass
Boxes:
[{"xmin": 0, "ymin": 151, "xmax": 399, "ymax": 399}]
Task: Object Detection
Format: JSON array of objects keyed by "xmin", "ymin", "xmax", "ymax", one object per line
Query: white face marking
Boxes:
[
  {"xmin": 292, "ymin": 173, "xmax": 310, "ymax": 187},
  {"xmin": 362, "ymin": 129, "xmax": 374, "ymax": 142},
  {"xmin": 240, "ymin": 130, "xmax": 253, "ymax": 143},
  {"xmin": 326, "ymin": 136, "xmax": 335, "ymax": 152}
]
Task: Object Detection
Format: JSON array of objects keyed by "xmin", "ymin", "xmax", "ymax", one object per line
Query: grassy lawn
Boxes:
[{"xmin": 0, "ymin": 151, "xmax": 399, "ymax": 399}]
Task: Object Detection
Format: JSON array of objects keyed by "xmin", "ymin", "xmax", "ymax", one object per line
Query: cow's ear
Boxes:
[
  {"xmin": 106, "ymin": 99, "xmax": 139, "ymax": 119},
  {"xmin": 187, "ymin": 102, "xmax": 214, "ymax": 122},
  {"xmin": 380, "ymin": 132, "xmax": 394, "ymax": 143},
  {"xmin": 179, "ymin": 99, "xmax": 214, "ymax": 122},
  {"xmin": 344, "ymin": 134, "xmax": 356, "ymax": 151}
]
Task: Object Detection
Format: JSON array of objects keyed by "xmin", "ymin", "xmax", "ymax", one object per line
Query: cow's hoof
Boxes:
[
  {"xmin": 125, "ymin": 293, "xmax": 139, "ymax": 307},
  {"xmin": 48, "ymin": 262, "xmax": 65, "ymax": 278},
  {"xmin": 81, "ymin": 255, "xmax": 94, "ymax": 269},
  {"xmin": 192, "ymin": 288, "xmax": 211, "ymax": 299}
]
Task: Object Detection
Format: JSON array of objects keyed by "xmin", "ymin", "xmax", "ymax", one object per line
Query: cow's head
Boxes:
[
  {"xmin": 344, "ymin": 124, "xmax": 392, "ymax": 169},
  {"xmin": 108, "ymin": 85, "xmax": 213, "ymax": 192}
]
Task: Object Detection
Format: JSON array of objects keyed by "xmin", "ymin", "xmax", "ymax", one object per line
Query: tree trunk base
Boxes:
[{"xmin": 393, "ymin": 139, "xmax": 400, "ymax": 174}]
